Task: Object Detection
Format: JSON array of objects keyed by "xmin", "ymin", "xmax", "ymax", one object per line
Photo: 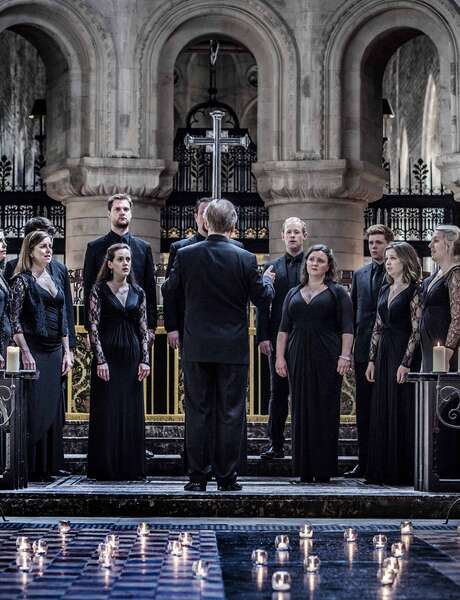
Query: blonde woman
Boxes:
[{"xmin": 10, "ymin": 231, "xmax": 71, "ymax": 481}]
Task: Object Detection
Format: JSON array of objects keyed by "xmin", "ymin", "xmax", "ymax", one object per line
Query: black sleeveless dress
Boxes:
[
  {"xmin": 87, "ymin": 282, "xmax": 149, "ymax": 480},
  {"xmin": 366, "ymin": 283, "xmax": 421, "ymax": 485}
]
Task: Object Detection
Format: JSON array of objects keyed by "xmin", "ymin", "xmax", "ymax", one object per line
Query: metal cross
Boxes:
[{"xmin": 184, "ymin": 109, "xmax": 250, "ymax": 199}]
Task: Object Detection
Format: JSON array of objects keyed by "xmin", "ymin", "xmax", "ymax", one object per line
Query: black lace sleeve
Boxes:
[
  {"xmin": 368, "ymin": 311, "xmax": 383, "ymax": 362},
  {"xmin": 9, "ymin": 275, "xmax": 27, "ymax": 335},
  {"xmin": 138, "ymin": 289, "xmax": 150, "ymax": 365},
  {"xmin": 88, "ymin": 285, "xmax": 106, "ymax": 365},
  {"xmin": 401, "ymin": 289, "xmax": 422, "ymax": 368},
  {"xmin": 446, "ymin": 268, "xmax": 460, "ymax": 351}
]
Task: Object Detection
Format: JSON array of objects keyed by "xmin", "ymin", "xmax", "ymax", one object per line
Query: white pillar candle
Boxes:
[
  {"xmin": 272, "ymin": 571, "xmax": 291, "ymax": 591},
  {"xmin": 391, "ymin": 542, "xmax": 406, "ymax": 558},
  {"xmin": 192, "ymin": 560, "xmax": 210, "ymax": 579},
  {"xmin": 383, "ymin": 556, "xmax": 400, "ymax": 572},
  {"xmin": 400, "ymin": 520, "xmax": 413, "ymax": 535},
  {"xmin": 343, "ymin": 528, "xmax": 358, "ymax": 542},
  {"xmin": 274, "ymin": 535, "xmax": 290, "ymax": 550},
  {"xmin": 372, "ymin": 534, "xmax": 388, "ymax": 548},
  {"xmin": 6, "ymin": 346, "xmax": 20, "ymax": 372},
  {"xmin": 380, "ymin": 568, "xmax": 396, "ymax": 585},
  {"xmin": 178, "ymin": 532, "xmax": 193, "ymax": 546},
  {"xmin": 304, "ymin": 554, "xmax": 321, "ymax": 572},
  {"xmin": 137, "ymin": 522, "xmax": 150, "ymax": 537},
  {"xmin": 251, "ymin": 549, "xmax": 268, "ymax": 566},
  {"xmin": 166, "ymin": 540, "xmax": 183, "ymax": 556},
  {"xmin": 299, "ymin": 523, "xmax": 314, "ymax": 539},
  {"xmin": 58, "ymin": 521, "xmax": 71, "ymax": 535},
  {"xmin": 32, "ymin": 539, "xmax": 48, "ymax": 556},
  {"xmin": 433, "ymin": 343, "xmax": 447, "ymax": 372}
]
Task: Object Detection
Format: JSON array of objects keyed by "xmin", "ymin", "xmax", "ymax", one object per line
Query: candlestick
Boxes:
[
  {"xmin": 272, "ymin": 571, "xmax": 291, "ymax": 591},
  {"xmin": 192, "ymin": 559, "xmax": 210, "ymax": 579},
  {"xmin": 372, "ymin": 534, "xmax": 387, "ymax": 549},
  {"xmin": 433, "ymin": 343, "xmax": 447, "ymax": 372},
  {"xmin": 137, "ymin": 522, "xmax": 151, "ymax": 537},
  {"xmin": 167, "ymin": 540, "xmax": 183, "ymax": 556},
  {"xmin": 391, "ymin": 542, "xmax": 406, "ymax": 558},
  {"xmin": 16, "ymin": 536, "xmax": 31, "ymax": 553},
  {"xmin": 383, "ymin": 556, "xmax": 400, "ymax": 572},
  {"xmin": 400, "ymin": 520, "xmax": 413, "ymax": 535},
  {"xmin": 58, "ymin": 520, "xmax": 71, "ymax": 535},
  {"xmin": 6, "ymin": 346, "xmax": 20, "ymax": 372},
  {"xmin": 178, "ymin": 532, "xmax": 193, "ymax": 546},
  {"xmin": 304, "ymin": 554, "xmax": 321, "ymax": 573},
  {"xmin": 299, "ymin": 523, "xmax": 314, "ymax": 539},
  {"xmin": 274, "ymin": 535, "xmax": 290, "ymax": 551},
  {"xmin": 343, "ymin": 527, "xmax": 358, "ymax": 542},
  {"xmin": 251, "ymin": 549, "xmax": 268, "ymax": 566},
  {"xmin": 380, "ymin": 568, "xmax": 396, "ymax": 585},
  {"xmin": 32, "ymin": 539, "xmax": 48, "ymax": 556}
]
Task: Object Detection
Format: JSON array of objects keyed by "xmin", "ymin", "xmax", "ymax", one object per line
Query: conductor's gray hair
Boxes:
[
  {"xmin": 435, "ymin": 224, "xmax": 460, "ymax": 257},
  {"xmin": 204, "ymin": 199, "xmax": 238, "ymax": 233}
]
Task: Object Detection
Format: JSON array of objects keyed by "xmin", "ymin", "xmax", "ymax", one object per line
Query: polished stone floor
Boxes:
[{"xmin": 0, "ymin": 519, "xmax": 460, "ymax": 598}]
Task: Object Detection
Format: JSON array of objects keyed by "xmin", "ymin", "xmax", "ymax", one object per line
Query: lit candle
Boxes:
[
  {"xmin": 380, "ymin": 568, "xmax": 396, "ymax": 585},
  {"xmin": 178, "ymin": 532, "xmax": 193, "ymax": 546},
  {"xmin": 58, "ymin": 520, "xmax": 71, "ymax": 535},
  {"xmin": 400, "ymin": 520, "xmax": 413, "ymax": 535},
  {"xmin": 6, "ymin": 346, "xmax": 20, "ymax": 372},
  {"xmin": 32, "ymin": 539, "xmax": 48, "ymax": 556},
  {"xmin": 105, "ymin": 534, "xmax": 119, "ymax": 551},
  {"xmin": 299, "ymin": 523, "xmax": 314, "ymax": 539},
  {"xmin": 251, "ymin": 549, "xmax": 268, "ymax": 566},
  {"xmin": 391, "ymin": 542, "xmax": 406, "ymax": 558},
  {"xmin": 167, "ymin": 540, "xmax": 183, "ymax": 556},
  {"xmin": 192, "ymin": 559, "xmax": 210, "ymax": 579},
  {"xmin": 304, "ymin": 554, "xmax": 321, "ymax": 573},
  {"xmin": 383, "ymin": 556, "xmax": 400, "ymax": 572},
  {"xmin": 98, "ymin": 542, "xmax": 114, "ymax": 557},
  {"xmin": 17, "ymin": 553, "xmax": 32, "ymax": 572},
  {"xmin": 271, "ymin": 571, "xmax": 291, "ymax": 591},
  {"xmin": 372, "ymin": 534, "xmax": 388, "ymax": 548},
  {"xmin": 137, "ymin": 522, "xmax": 151, "ymax": 537},
  {"xmin": 16, "ymin": 536, "xmax": 31, "ymax": 553},
  {"xmin": 343, "ymin": 528, "xmax": 358, "ymax": 542},
  {"xmin": 99, "ymin": 552, "xmax": 112, "ymax": 569},
  {"xmin": 274, "ymin": 535, "xmax": 290, "ymax": 551},
  {"xmin": 433, "ymin": 343, "xmax": 448, "ymax": 372}
]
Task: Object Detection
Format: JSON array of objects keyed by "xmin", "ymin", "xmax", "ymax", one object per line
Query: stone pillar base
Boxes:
[
  {"xmin": 253, "ymin": 159, "xmax": 386, "ymax": 271},
  {"xmin": 42, "ymin": 157, "xmax": 176, "ymax": 270}
]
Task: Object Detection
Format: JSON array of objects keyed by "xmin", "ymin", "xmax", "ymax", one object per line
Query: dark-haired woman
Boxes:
[
  {"xmin": 87, "ymin": 243, "xmax": 150, "ymax": 480},
  {"xmin": 10, "ymin": 231, "xmax": 72, "ymax": 481},
  {"xmin": 276, "ymin": 245, "xmax": 354, "ymax": 483},
  {"xmin": 365, "ymin": 242, "xmax": 422, "ymax": 485}
]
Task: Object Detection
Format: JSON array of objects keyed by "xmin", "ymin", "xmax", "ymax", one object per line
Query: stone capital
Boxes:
[
  {"xmin": 438, "ymin": 153, "xmax": 460, "ymax": 202},
  {"xmin": 42, "ymin": 157, "xmax": 177, "ymax": 205},
  {"xmin": 252, "ymin": 159, "xmax": 386, "ymax": 206}
]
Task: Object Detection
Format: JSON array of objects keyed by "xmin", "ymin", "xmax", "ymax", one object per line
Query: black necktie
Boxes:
[
  {"xmin": 371, "ymin": 262, "xmax": 384, "ymax": 297},
  {"xmin": 286, "ymin": 254, "xmax": 303, "ymax": 287}
]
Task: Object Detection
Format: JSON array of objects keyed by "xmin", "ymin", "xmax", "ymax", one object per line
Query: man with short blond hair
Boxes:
[{"xmin": 257, "ymin": 216, "xmax": 308, "ymax": 460}]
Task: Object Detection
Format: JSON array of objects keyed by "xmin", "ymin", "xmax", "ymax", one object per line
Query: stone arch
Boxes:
[
  {"xmin": 136, "ymin": 0, "xmax": 299, "ymax": 162},
  {"xmin": 323, "ymin": 0, "xmax": 460, "ymax": 164},
  {"xmin": 0, "ymin": 0, "xmax": 116, "ymax": 160}
]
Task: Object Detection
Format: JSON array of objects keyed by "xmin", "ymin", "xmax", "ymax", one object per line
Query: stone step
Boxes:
[
  {"xmin": 64, "ymin": 454, "xmax": 358, "ymax": 477},
  {"xmin": 63, "ymin": 436, "xmax": 358, "ymax": 457}
]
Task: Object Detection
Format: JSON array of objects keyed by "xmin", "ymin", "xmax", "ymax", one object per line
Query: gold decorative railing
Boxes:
[{"xmin": 66, "ymin": 306, "xmax": 356, "ymax": 423}]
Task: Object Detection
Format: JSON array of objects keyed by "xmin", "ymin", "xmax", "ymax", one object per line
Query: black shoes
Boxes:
[
  {"xmin": 343, "ymin": 464, "xmax": 365, "ymax": 478},
  {"xmin": 260, "ymin": 446, "xmax": 285, "ymax": 460},
  {"xmin": 145, "ymin": 450, "xmax": 155, "ymax": 460},
  {"xmin": 184, "ymin": 481, "xmax": 207, "ymax": 492},
  {"xmin": 217, "ymin": 481, "xmax": 242, "ymax": 492}
]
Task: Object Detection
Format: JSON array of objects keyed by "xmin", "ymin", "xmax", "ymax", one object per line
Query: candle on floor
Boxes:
[
  {"xmin": 372, "ymin": 534, "xmax": 387, "ymax": 548},
  {"xmin": 6, "ymin": 346, "xmax": 20, "ymax": 372},
  {"xmin": 137, "ymin": 522, "xmax": 151, "ymax": 537},
  {"xmin": 16, "ymin": 537, "xmax": 31, "ymax": 553},
  {"xmin": 271, "ymin": 571, "xmax": 291, "ymax": 591},
  {"xmin": 58, "ymin": 521, "xmax": 71, "ymax": 535},
  {"xmin": 391, "ymin": 542, "xmax": 406, "ymax": 558},
  {"xmin": 251, "ymin": 549, "xmax": 268, "ymax": 566},
  {"xmin": 98, "ymin": 542, "xmax": 114, "ymax": 557},
  {"xmin": 99, "ymin": 552, "xmax": 112, "ymax": 569},
  {"xmin": 274, "ymin": 535, "xmax": 290, "ymax": 551},
  {"xmin": 400, "ymin": 520, "xmax": 413, "ymax": 535},
  {"xmin": 192, "ymin": 559, "xmax": 209, "ymax": 579},
  {"xmin": 433, "ymin": 343, "xmax": 447, "ymax": 372},
  {"xmin": 383, "ymin": 556, "xmax": 400, "ymax": 572},
  {"xmin": 167, "ymin": 540, "xmax": 183, "ymax": 556},
  {"xmin": 344, "ymin": 528, "xmax": 358, "ymax": 542},
  {"xmin": 32, "ymin": 539, "xmax": 48, "ymax": 556},
  {"xmin": 178, "ymin": 532, "xmax": 193, "ymax": 546},
  {"xmin": 299, "ymin": 523, "xmax": 314, "ymax": 539},
  {"xmin": 17, "ymin": 553, "xmax": 32, "ymax": 572},
  {"xmin": 105, "ymin": 534, "xmax": 119, "ymax": 551},
  {"xmin": 380, "ymin": 568, "xmax": 396, "ymax": 585},
  {"xmin": 304, "ymin": 554, "xmax": 321, "ymax": 573}
]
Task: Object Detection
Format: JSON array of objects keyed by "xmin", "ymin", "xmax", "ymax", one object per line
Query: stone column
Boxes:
[
  {"xmin": 253, "ymin": 159, "xmax": 386, "ymax": 271},
  {"xmin": 42, "ymin": 157, "xmax": 177, "ymax": 270},
  {"xmin": 438, "ymin": 153, "xmax": 460, "ymax": 202}
]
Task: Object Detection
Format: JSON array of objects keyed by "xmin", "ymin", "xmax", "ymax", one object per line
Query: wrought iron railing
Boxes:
[{"xmin": 0, "ymin": 151, "xmax": 45, "ymax": 193}]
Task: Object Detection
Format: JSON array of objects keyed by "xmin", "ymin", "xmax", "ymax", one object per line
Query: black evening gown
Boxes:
[
  {"xmin": 87, "ymin": 283, "xmax": 149, "ymax": 480},
  {"xmin": 420, "ymin": 266, "xmax": 460, "ymax": 478},
  {"xmin": 280, "ymin": 284, "xmax": 353, "ymax": 481},
  {"xmin": 366, "ymin": 284, "xmax": 420, "ymax": 485}
]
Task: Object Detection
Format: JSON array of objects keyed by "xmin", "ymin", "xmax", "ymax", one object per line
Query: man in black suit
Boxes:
[
  {"xmin": 257, "ymin": 217, "xmax": 308, "ymax": 459},
  {"xmin": 4, "ymin": 216, "xmax": 76, "ymax": 352},
  {"xmin": 83, "ymin": 193, "xmax": 157, "ymax": 339},
  {"xmin": 162, "ymin": 199, "xmax": 275, "ymax": 491},
  {"xmin": 345, "ymin": 224, "xmax": 394, "ymax": 478}
]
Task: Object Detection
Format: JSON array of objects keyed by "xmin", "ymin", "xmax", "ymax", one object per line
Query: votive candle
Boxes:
[
  {"xmin": 433, "ymin": 343, "xmax": 447, "ymax": 372},
  {"xmin": 16, "ymin": 537, "xmax": 31, "ymax": 553},
  {"xmin": 383, "ymin": 556, "xmax": 400, "ymax": 572},
  {"xmin": 99, "ymin": 552, "xmax": 112, "ymax": 569},
  {"xmin": 372, "ymin": 534, "xmax": 388, "ymax": 548},
  {"xmin": 167, "ymin": 540, "xmax": 183, "ymax": 556},
  {"xmin": 299, "ymin": 523, "xmax": 314, "ymax": 539},
  {"xmin": 105, "ymin": 534, "xmax": 119, "ymax": 550},
  {"xmin": 304, "ymin": 554, "xmax": 321, "ymax": 573},
  {"xmin": 137, "ymin": 522, "xmax": 151, "ymax": 537},
  {"xmin": 58, "ymin": 520, "xmax": 71, "ymax": 535},
  {"xmin": 380, "ymin": 568, "xmax": 396, "ymax": 585},
  {"xmin": 274, "ymin": 535, "xmax": 290, "ymax": 551},
  {"xmin": 6, "ymin": 346, "xmax": 20, "ymax": 372},
  {"xmin": 192, "ymin": 559, "xmax": 209, "ymax": 579},
  {"xmin": 344, "ymin": 527, "xmax": 358, "ymax": 542},
  {"xmin": 400, "ymin": 520, "xmax": 414, "ymax": 535},
  {"xmin": 98, "ymin": 542, "xmax": 114, "ymax": 557},
  {"xmin": 32, "ymin": 539, "xmax": 48, "ymax": 556},
  {"xmin": 391, "ymin": 542, "xmax": 406, "ymax": 558},
  {"xmin": 272, "ymin": 571, "xmax": 291, "ymax": 591},
  {"xmin": 251, "ymin": 549, "xmax": 268, "ymax": 566},
  {"xmin": 178, "ymin": 532, "xmax": 193, "ymax": 546}
]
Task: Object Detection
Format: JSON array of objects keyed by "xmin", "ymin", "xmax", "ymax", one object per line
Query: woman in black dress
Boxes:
[
  {"xmin": 0, "ymin": 230, "xmax": 11, "ymax": 364},
  {"xmin": 276, "ymin": 244, "xmax": 353, "ymax": 483},
  {"xmin": 87, "ymin": 243, "xmax": 150, "ymax": 480},
  {"xmin": 10, "ymin": 231, "xmax": 72, "ymax": 481},
  {"xmin": 420, "ymin": 225, "xmax": 460, "ymax": 477},
  {"xmin": 365, "ymin": 242, "xmax": 422, "ymax": 485}
]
